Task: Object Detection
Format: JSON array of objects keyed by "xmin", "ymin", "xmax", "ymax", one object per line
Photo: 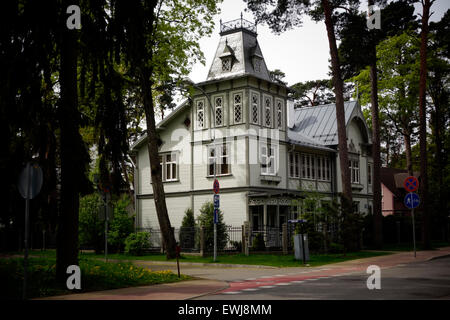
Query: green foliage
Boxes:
[
  {"xmin": 196, "ymin": 202, "xmax": 228, "ymax": 252},
  {"xmin": 339, "ymin": 195, "xmax": 364, "ymax": 253},
  {"xmin": 124, "ymin": 232, "xmax": 151, "ymax": 256},
  {"xmin": 181, "ymin": 208, "xmax": 195, "ymax": 228},
  {"xmin": 251, "ymin": 233, "xmax": 266, "ymax": 251},
  {"xmin": 180, "ymin": 208, "xmax": 196, "ymax": 249},
  {"xmin": 231, "ymin": 241, "xmax": 242, "ymax": 252},
  {"xmin": 79, "ymin": 193, "xmax": 105, "ymax": 253},
  {"xmin": 0, "ymin": 257, "xmax": 188, "ymax": 299},
  {"xmin": 107, "ymin": 195, "xmax": 135, "ymax": 253}
]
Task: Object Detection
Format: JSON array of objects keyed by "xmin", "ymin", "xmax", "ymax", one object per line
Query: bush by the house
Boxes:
[
  {"xmin": 251, "ymin": 233, "xmax": 266, "ymax": 251},
  {"xmin": 196, "ymin": 201, "xmax": 228, "ymax": 252},
  {"xmin": 107, "ymin": 194, "xmax": 134, "ymax": 253},
  {"xmin": 179, "ymin": 208, "xmax": 196, "ymax": 249},
  {"xmin": 79, "ymin": 193, "xmax": 104, "ymax": 253},
  {"xmin": 125, "ymin": 232, "xmax": 151, "ymax": 256}
]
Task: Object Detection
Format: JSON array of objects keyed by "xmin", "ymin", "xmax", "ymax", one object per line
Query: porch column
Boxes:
[
  {"xmin": 276, "ymin": 205, "xmax": 280, "ymax": 228},
  {"xmin": 263, "ymin": 203, "xmax": 267, "ymax": 228}
]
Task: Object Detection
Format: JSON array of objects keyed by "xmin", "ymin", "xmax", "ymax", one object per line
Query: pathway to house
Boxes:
[{"xmin": 39, "ymin": 247, "xmax": 450, "ymax": 300}]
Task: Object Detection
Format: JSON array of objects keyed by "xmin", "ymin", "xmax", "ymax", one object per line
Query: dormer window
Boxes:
[
  {"xmin": 222, "ymin": 57, "xmax": 231, "ymax": 72},
  {"xmin": 219, "ymin": 39, "xmax": 235, "ymax": 73}
]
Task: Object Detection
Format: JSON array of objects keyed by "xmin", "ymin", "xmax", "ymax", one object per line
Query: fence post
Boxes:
[
  {"xmin": 243, "ymin": 221, "xmax": 250, "ymax": 256},
  {"xmin": 200, "ymin": 226, "xmax": 205, "ymax": 257},
  {"xmin": 282, "ymin": 223, "xmax": 288, "ymax": 255},
  {"xmin": 241, "ymin": 225, "xmax": 246, "ymax": 254}
]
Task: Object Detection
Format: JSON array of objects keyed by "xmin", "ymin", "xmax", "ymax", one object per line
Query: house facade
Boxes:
[{"xmin": 131, "ymin": 18, "xmax": 374, "ymax": 233}]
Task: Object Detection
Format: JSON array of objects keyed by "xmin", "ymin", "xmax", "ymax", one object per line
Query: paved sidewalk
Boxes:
[
  {"xmin": 37, "ymin": 247, "xmax": 450, "ymax": 300},
  {"xmin": 37, "ymin": 279, "xmax": 228, "ymax": 300}
]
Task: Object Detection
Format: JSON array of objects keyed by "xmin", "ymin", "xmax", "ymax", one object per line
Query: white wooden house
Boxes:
[{"xmin": 131, "ymin": 18, "xmax": 373, "ymax": 232}]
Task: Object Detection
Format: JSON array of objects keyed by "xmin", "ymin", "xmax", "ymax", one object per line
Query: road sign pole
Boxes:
[
  {"xmin": 23, "ymin": 163, "xmax": 31, "ymax": 300},
  {"xmin": 411, "ymin": 204, "xmax": 416, "ymax": 258}
]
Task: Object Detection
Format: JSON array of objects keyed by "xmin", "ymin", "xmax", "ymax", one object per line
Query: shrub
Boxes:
[
  {"xmin": 107, "ymin": 194, "xmax": 135, "ymax": 253},
  {"xmin": 79, "ymin": 193, "xmax": 104, "ymax": 253},
  {"xmin": 196, "ymin": 201, "xmax": 228, "ymax": 252},
  {"xmin": 179, "ymin": 208, "xmax": 196, "ymax": 249},
  {"xmin": 231, "ymin": 241, "xmax": 242, "ymax": 252},
  {"xmin": 125, "ymin": 232, "xmax": 151, "ymax": 256},
  {"xmin": 251, "ymin": 233, "xmax": 266, "ymax": 251}
]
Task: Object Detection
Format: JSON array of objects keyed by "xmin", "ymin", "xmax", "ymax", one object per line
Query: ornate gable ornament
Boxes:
[{"xmin": 348, "ymin": 139, "xmax": 358, "ymax": 154}]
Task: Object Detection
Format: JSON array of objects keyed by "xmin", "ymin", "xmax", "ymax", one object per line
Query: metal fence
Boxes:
[{"xmin": 135, "ymin": 225, "xmax": 296, "ymax": 253}]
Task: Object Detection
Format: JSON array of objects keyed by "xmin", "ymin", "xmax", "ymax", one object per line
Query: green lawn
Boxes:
[
  {"xmin": 78, "ymin": 250, "xmax": 392, "ymax": 268},
  {"xmin": 0, "ymin": 255, "xmax": 190, "ymax": 300}
]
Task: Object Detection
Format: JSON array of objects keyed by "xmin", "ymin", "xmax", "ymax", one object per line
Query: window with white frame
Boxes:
[
  {"xmin": 317, "ymin": 156, "xmax": 331, "ymax": 181},
  {"xmin": 196, "ymin": 100, "xmax": 204, "ymax": 128},
  {"xmin": 349, "ymin": 159, "xmax": 360, "ymax": 183},
  {"xmin": 261, "ymin": 142, "xmax": 276, "ymax": 175},
  {"xmin": 302, "ymin": 154, "xmax": 315, "ymax": 180},
  {"xmin": 289, "ymin": 152, "xmax": 300, "ymax": 178},
  {"xmin": 251, "ymin": 93, "xmax": 259, "ymax": 124},
  {"xmin": 233, "ymin": 93, "xmax": 242, "ymax": 124},
  {"xmin": 264, "ymin": 96, "xmax": 272, "ymax": 127},
  {"xmin": 159, "ymin": 153, "xmax": 178, "ymax": 182},
  {"xmin": 368, "ymin": 163, "xmax": 373, "ymax": 185},
  {"xmin": 208, "ymin": 143, "xmax": 230, "ymax": 176},
  {"xmin": 276, "ymin": 100, "xmax": 283, "ymax": 129},
  {"xmin": 215, "ymin": 96, "xmax": 223, "ymax": 126},
  {"xmin": 325, "ymin": 158, "xmax": 331, "ymax": 181}
]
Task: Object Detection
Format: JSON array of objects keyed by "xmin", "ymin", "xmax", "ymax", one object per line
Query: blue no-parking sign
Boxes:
[{"xmin": 404, "ymin": 192, "xmax": 420, "ymax": 209}]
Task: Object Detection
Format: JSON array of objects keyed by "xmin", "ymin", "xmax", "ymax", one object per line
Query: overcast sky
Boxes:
[{"xmin": 188, "ymin": 0, "xmax": 450, "ymax": 87}]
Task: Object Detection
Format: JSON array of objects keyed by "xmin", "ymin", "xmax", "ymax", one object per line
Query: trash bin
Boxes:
[{"xmin": 294, "ymin": 233, "xmax": 309, "ymax": 262}]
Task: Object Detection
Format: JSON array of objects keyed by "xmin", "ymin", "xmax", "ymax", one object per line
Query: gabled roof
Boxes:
[
  {"xmin": 130, "ymin": 99, "xmax": 190, "ymax": 152},
  {"xmin": 289, "ymin": 100, "xmax": 370, "ymax": 146}
]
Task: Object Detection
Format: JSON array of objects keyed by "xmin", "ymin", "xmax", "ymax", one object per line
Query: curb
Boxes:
[
  {"xmin": 183, "ymin": 280, "xmax": 230, "ymax": 300},
  {"xmin": 427, "ymin": 253, "xmax": 450, "ymax": 261}
]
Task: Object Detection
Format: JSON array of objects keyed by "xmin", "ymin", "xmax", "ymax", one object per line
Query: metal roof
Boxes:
[
  {"xmin": 289, "ymin": 100, "xmax": 366, "ymax": 146},
  {"xmin": 206, "ymin": 19, "xmax": 271, "ymax": 82}
]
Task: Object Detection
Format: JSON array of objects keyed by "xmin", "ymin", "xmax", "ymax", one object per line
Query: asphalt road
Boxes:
[{"xmin": 196, "ymin": 256, "xmax": 450, "ymax": 300}]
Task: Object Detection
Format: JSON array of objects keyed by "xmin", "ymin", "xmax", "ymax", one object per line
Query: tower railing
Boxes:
[{"xmin": 220, "ymin": 16, "xmax": 257, "ymax": 35}]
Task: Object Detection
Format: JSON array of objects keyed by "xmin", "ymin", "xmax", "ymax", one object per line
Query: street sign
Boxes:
[
  {"xmin": 18, "ymin": 163, "xmax": 43, "ymax": 200},
  {"xmin": 403, "ymin": 176, "xmax": 419, "ymax": 193},
  {"xmin": 404, "ymin": 192, "xmax": 420, "ymax": 209},
  {"xmin": 213, "ymin": 194, "xmax": 220, "ymax": 209},
  {"xmin": 213, "ymin": 179, "xmax": 220, "ymax": 194},
  {"xmin": 213, "ymin": 208, "xmax": 219, "ymax": 224}
]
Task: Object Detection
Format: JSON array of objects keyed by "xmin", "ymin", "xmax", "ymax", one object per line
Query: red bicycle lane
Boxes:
[{"xmin": 218, "ymin": 267, "xmax": 364, "ymax": 294}]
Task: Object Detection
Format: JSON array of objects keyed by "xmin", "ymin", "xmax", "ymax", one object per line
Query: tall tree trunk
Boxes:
[
  {"xmin": 418, "ymin": 0, "xmax": 432, "ymax": 249},
  {"xmin": 369, "ymin": 61, "xmax": 383, "ymax": 248},
  {"xmin": 56, "ymin": 2, "xmax": 81, "ymax": 282},
  {"xmin": 322, "ymin": 0, "xmax": 353, "ymax": 205},
  {"xmin": 140, "ymin": 67, "xmax": 177, "ymax": 259},
  {"xmin": 403, "ymin": 132, "xmax": 413, "ymax": 176}
]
